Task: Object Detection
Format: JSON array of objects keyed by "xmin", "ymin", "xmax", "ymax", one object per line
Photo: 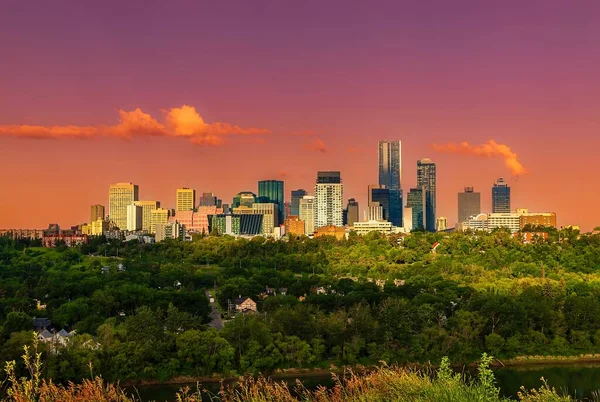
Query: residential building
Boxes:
[
  {"xmin": 134, "ymin": 201, "xmax": 160, "ymax": 233},
  {"xmin": 285, "ymin": 215, "xmax": 305, "ymax": 236},
  {"xmin": 0, "ymin": 229, "xmax": 44, "ymax": 240},
  {"xmin": 436, "ymin": 217, "xmax": 448, "ymax": 231},
  {"xmin": 258, "ymin": 180, "xmax": 285, "ymax": 224},
  {"xmin": 416, "ymin": 158, "xmax": 436, "ymax": 231},
  {"xmin": 291, "ymin": 189, "xmax": 308, "ymax": 217},
  {"xmin": 155, "ymin": 221, "xmax": 185, "ymax": 242},
  {"xmin": 126, "ymin": 204, "xmax": 142, "ymax": 231},
  {"xmin": 108, "ymin": 183, "xmax": 139, "ymax": 230},
  {"xmin": 378, "ymin": 140, "xmax": 403, "ymax": 226},
  {"xmin": 233, "ymin": 297, "xmax": 257, "ymax": 313},
  {"xmin": 150, "ymin": 208, "xmax": 170, "ymax": 234},
  {"xmin": 458, "ymin": 187, "xmax": 481, "ymax": 224},
  {"xmin": 353, "ymin": 220, "xmax": 393, "ymax": 236},
  {"xmin": 345, "ymin": 198, "xmax": 359, "ymax": 227},
  {"xmin": 42, "ymin": 234, "xmax": 88, "ymax": 248},
  {"xmin": 492, "ymin": 178, "xmax": 511, "ymax": 213},
  {"xmin": 252, "ymin": 202, "xmax": 278, "ymax": 235},
  {"xmin": 176, "ymin": 188, "xmax": 196, "ymax": 212},
  {"xmin": 232, "ymin": 191, "xmax": 256, "ymax": 208},
  {"xmin": 90, "ymin": 204, "xmax": 105, "ymax": 223},
  {"xmin": 314, "ymin": 224, "xmax": 346, "ymax": 240},
  {"xmin": 314, "ymin": 171, "xmax": 343, "ymax": 228},
  {"xmin": 488, "ymin": 213, "xmax": 521, "ymax": 233},
  {"xmin": 516, "ymin": 209, "xmax": 557, "ymax": 229},
  {"xmin": 406, "ymin": 187, "xmax": 426, "ymax": 230},
  {"xmin": 299, "ymin": 195, "xmax": 316, "ymax": 235}
]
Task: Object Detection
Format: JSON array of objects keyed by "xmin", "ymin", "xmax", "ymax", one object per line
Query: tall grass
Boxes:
[{"xmin": 1, "ymin": 340, "xmax": 579, "ymax": 402}]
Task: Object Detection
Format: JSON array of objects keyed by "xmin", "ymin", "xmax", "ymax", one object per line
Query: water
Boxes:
[{"xmin": 130, "ymin": 364, "xmax": 600, "ymax": 401}]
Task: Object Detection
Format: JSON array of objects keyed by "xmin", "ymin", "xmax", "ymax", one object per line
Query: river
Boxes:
[{"xmin": 129, "ymin": 364, "xmax": 600, "ymax": 401}]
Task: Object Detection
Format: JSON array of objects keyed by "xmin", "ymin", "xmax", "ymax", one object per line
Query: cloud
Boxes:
[
  {"xmin": 0, "ymin": 105, "xmax": 269, "ymax": 146},
  {"xmin": 305, "ymin": 138, "xmax": 328, "ymax": 153},
  {"xmin": 432, "ymin": 139, "xmax": 526, "ymax": 176}
]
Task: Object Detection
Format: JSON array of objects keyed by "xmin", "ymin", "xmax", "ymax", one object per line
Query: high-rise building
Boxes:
[
  {"xmin": 252, "ymin": 202, "xmax": 278, "ymax": 235},
  {"xmin": 416, "ymin": 158, "xmax": 436, "ymax": 231},
  {"xmin": 126, "ymin": 204, "xmax": 142, "ymax": 231},
  {"xmin": 90, "ymin": 204, "xmax": 105, "ymax": 224},
  {"xmin": 299, "ymin": 195, "xmax": 316, "ymax": 235},
  {"xmin": 436, "ymin": 217, "xmax": 448, "ymax": 232},
  {"xmin": 379, "ymin": 141, "xmax": 403, "ymax": 227},
  {"xmin": 403, "ymin": 206, "xmax": 413, "ymax": 231},
  {"xmin": 258, "ymin": 180, "xmax": 285, "ymax": 225},
  {"xmin": 176, "ymin": 188, "xmax": 196, "ymax": 212},
  {"xmin": 199, "ymin": 192, "xmax": 218, "ymax": 207},
  {"xmin": 314, "ymin": 171, "xmax": 343, "ymax": 228},
  {"xmin": 369, "ymin": 185, "xmax": 390, "ymax": 221},
  {"xmin": 134, "ymin": 201, "xmax": 160, "ymax": 233},
  {"xmin": 109, "ymin": 183, "xmax": 139, "ymax": 230},
  {"xmin": 492, "ymin": 178, "xmax": 511, "ymax": 213},
  {"xmin": 232, "ymin": 191, "xmax": 256, "ymax": 208},
  {"xmin": 150, "ymin": 208, "xmax": 170, "ymax": 234},
  {"xmin": 458, "ymin": 187, "xmax": 481, "ymax": 224},
  {"xmin": 291, "ymin": 189, "xmax": 308, "ymax": 217},
  {"xmin": 346, "ymin": 198, "xmax": 359, "ymax": 227},
  {"xmin": 406, "ymin": 187, "xmax": 426, "ymax": 230},
  {"xmin": 367, "ymin": 203, "xmax": 384, "ymax": 221}
]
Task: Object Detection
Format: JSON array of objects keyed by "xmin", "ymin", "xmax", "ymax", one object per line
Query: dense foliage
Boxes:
[{"xmin": 2, "ymin": 227, "xmax": 600, "ymax": 384}]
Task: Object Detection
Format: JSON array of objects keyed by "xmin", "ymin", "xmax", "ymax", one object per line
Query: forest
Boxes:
[{"xmin": 2, "ymin": 226, "xmax": 600, "ymax": 384}]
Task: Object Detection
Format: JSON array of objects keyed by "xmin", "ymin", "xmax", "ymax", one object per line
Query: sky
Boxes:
[{"xmin": 1, "ymin": 0, "xmax": 599, "ymax": 230}]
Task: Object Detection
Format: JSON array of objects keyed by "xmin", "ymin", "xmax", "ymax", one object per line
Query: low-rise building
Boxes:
[
  {"xmin": 353, "ymin": 220, "xmax": 393, "ymax": 236},
  {"xmin": 285, "ymin": 215, "xmax": 305, "ymax": 236},
  {"xmin": 314, "ymin": 225, "xmax": 346, "ymax": 240}
]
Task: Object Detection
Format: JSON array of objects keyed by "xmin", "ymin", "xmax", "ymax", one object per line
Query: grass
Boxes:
[{"xmin": 0, "ymin": 340, "xmax": 586, "ymax": 402}]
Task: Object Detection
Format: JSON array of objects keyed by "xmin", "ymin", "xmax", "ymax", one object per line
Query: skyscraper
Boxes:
[
  {"xmin": 458, "ymin": 187, "xmax": 481, "ymax": 223},
  {"xmin": 109, "ymin": 183, "xmax": 139, "ymax": 230},
  {"xmin": 314, "ymin": 171, "xmax": 343, "ymax": 228},
  {"xmin": 90, "ymin": 204, "xmax": 105, "ymax": 223},
  {"xmin": 416, "ymin": 158, "xmax": 436, "ymax": 231},
  {"xmin": 126, "ymin": 203, "xmax": 142, "ymax": 231},
  {"xmin": 258, "ymin": 180, "xmax": 285, "ymax": 225},
  {"xmin": 232, "ymin": 191, "xmax": 256, "ymax": 208},
  {"xmin": 150, "ymin": 208, "xmax": 170, "ymax": 234},
  {"xmin": 176, "ymin": 188, "xmax": 196, "ymax": 212},
  {"xmin": 252, "ymin": 202, "xmax": 278, "ymax": 235},
  {"xmin": 492, "ymin": 178, "xmax": 511, "ymax": 213},
  {"xmin": 379, "ymin": 140, "xmax": 403, "ymax": 227},
  {"xmin": 199, "ymin": 192, "xmax": 218, "ymax": 207},
  {"xmin": 346, "ymin": 198, "xmax": 359, "ymax": 227},
  {"xmin": 134, "ymin": 201, "xmax": 161, "ymax": 233},
  {"xmin": 290, "ymin": 189, "xmax": 308, "ymax": 217},
  {"xmin": 299, "ymin": 195, "xmax": 316, "ymax": 235},
  {"xmin": 406, "ymin": 187, "xmax": 425, "ymax": 230},
  {"xmin": 368, "ymin": 185, "xmax": 390, "ymax": 221}
]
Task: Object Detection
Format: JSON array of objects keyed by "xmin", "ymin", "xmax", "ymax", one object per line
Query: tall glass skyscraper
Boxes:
[
  {"xmin": 258, "ymin": 180, "xmax": 285, "ymax": 224},
  {"xmin": 492, "ymin": 178, "xmax": 511, "ymax": 213},
  {"xmin": 406, "ymin": 187, "xmax": 425, "ymax": 230},
  {"xmin": 290, "ymin": 189, "xmax": 308, "ymax": 217},
  {"xmin": 378, "ymin": 140, "xmax": 403, "ymax": 226},
  {"xmin": 416, "ymin": 158, "xmax": 436, "ymax": 232}
]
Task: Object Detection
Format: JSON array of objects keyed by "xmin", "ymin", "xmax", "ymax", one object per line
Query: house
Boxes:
[
  {"xmin": 37, "ymin": 328, "xmax": 75, "ymax": 352},
  {"xmin": 233, "ymin": 297, "xmax": 257, "ymax": 313},
  {"xmin": 431, "ymin": 242, "xmax": 440, "ymax": 254},
  {"xmin": 33, "ymin": 317, "xmax": 51, "ymax": 331}
]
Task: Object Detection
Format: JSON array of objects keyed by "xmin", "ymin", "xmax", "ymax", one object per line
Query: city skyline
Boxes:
[{"xmin": 2, "ymin": 1, "xmax": 599, "ymax": 230}]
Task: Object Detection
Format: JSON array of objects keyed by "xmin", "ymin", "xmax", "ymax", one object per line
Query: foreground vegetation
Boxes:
[{"xmin": 2, "ymin": 227, "xmax": 600, "ymax": 385}]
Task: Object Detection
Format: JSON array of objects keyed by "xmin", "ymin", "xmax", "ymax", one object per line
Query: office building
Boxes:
[
  {"xmin": 379, "ymin": 140, "xmax": 403, "ymax": 226},
  {"xmin": 403, "ymin": 206, "xmax": 413, "ymax": 231},
  {"xmin": 291, "ymin": 189, "xmax": 308, "ymax": 217},
  {"xmin": 416, "ymin": 158, "xmax": 436, "ymax": 231},
  {"xmin": 314, "ymin": 171, "xmax": 343, "ymax": 228},
  {"xmin": 516, "ymin": 209, "xmax": 557, "ymax": 229},
  {"xmin": 314, "ymin": 225, "xmax": 346, "ymax": 240},
  {"xmin": 369, "ymin": 185, "xmax": 390, "ymax": 221},
  {"xmin": 461, "ymin": 214, "xmax": 489, "ymax": 231},
  {"xmin": 436, "ymin": 217, "xmax": 448, "ymax": 232},
  {"xmin": 199, "ymin": 192, "xmax": 218, "ymax": 207},
  {"xmin": 150, "ymin": 208, "xmax": 170, "ymax": 234},
  {"xmin": 285, "ymin": 216, "xmax": 305, "ymax": 236},
  {"xmin": 492, "ymin": 178, "xmax": 511, "ymax": 213},
  {"xmin": 299, "ymin": 195, "xmax": 316, "ymax": 235},
  {"xmin": 367, "ymin": 203, "xmax": 384, "ymax": 221},
  {"xmin": 232, "ymin": 191, "xmax": 256, "ymax": 208},
  {"xmin": 406, "ymin": 187, "xmax": 426, "ymax": 230},
  {"xmin": 209, "ymin": 214, "xmax": 263, "ymax": 236},
  {"xmin": 155, "ymin": 221, "xmax": 185, "ymax": 242},
  {"xmin": 488, "ymin": 213, "xmax": 520, "ymax": 233},
  {"xmin": 458, "ymin": 187, "xmax": 481, "ymax": 224},
  {"xmin": 134, "ymin": 201, "xmax": 160, "ymax": 233},
  {"xmin": 109, "ymin": 183, "xmax": 139, "ymax": 230},
  {"xmin": 258, "ymin": 180, "xmax": 285, "ymax": 224},
  {"xmin": 126, "ymin": 204, "xmax": 142, "ymax": 231},
  {"xmin": 176, "ymin": 188, "xmax": 196, "ymax": 212},
  {"xmin": 90, "ymin": 204, "xmax": 105, "ymax": 224},
  {"xmin": 345, "ymin": 198, "xmax": 359, "ymax": 227},
  {"xmin": 252, "ymin": 202, "xmax": 278, "ymax": 235},
  {"xmin": 354, "ymin": 220, "xmax": 393, "ymax": 236},
  {"xmin": 91, "ymin": 218, "xmax": 109, "ymax": 236}
]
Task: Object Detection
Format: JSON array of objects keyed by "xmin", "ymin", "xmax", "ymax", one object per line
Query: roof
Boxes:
[
  {"xmin": 38, "ymin": 329, "xmax": 53, "ymax": 339},
  {"xmin": 234, "ymin": 297, "xmax": 254, "ymax": 305},
  {"xmin": 33, "ymin": 318, "xmax": 51, "ymax": 328}
]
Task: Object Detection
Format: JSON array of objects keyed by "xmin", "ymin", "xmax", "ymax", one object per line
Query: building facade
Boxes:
[
  {"xmin": 314, "ymin": 171, "xmax": 343, "ymax": 228},
  {"xmin": 458, "ymin": 187, "xmax": 481, "ymax": 224},
  {"xmin": 176, "ymin": 188, "xmax": 196, "ymax": 212},
  {"xmin": 416, "ymin": 158, "xmax": 436, "ymax": 231},
  {"xmin": 406, "ymin": 188, "xmax": 425, "ymax": 230},
  {"xmin": 492, "ymin": 178, "xmax": 511, "ymax": 213},
  {"xmin": 126, "ymin": 204, "xmax": 142, "ymax": 231},
  {"xmin": 488, "ymin": 213, "xmax": 521, "ymax": 233},
  {"xmin": 90, "ymin": 204, "xmax": 105, "ymax": 224},
  {"xmin": 353, "ymin": 220, "xmax": 393, "ymax": 236},
  {"xmin": 285, "ymin": 215, "xmax": 305, "ymax": 236},
  {"xmin": 299, "ymin": 195, "xmax": 316, "ymax": 235},
  {"xmin": 378, "ymin": 140, "xmax": 403, "ymax": 227},
  {"xmin": 290, "ymin": 189, "xmax": 308, "ymax": 217},
  {"xmin": 232, "ymin": 191, "xmax": 256, "ymax": 208},
  {"xmin": 258, "ymin": 180, "xmax": 285, "ymax": 225},
  {"xmin": 108, "ymin": 183, "xmax": 139, "ymax": 230},
  {"xmin": 252, "ymin": 202, "xmax": 278, "ymax": 235},
  {"xmin": 134, "ymin": 201, "xmax": 160, "ymax": 233},
  {"xmin": 150, "ymin": 208, "xmax": 170, "ymax": 234},
  {"xmin": 517, "ymin": 209, "xmax": 557, "ymax": 229},
  {"xmin": 436, "ymin": 217, "xmax": 448, "ymax": 231},
  {"xmin": 345, "ymin": 198, "xmax": 359, "ymax": 227}
]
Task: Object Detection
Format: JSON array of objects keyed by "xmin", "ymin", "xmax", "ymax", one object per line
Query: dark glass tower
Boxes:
[
  {"xmin": 492, "ymin": 178, "xmax": 511, "ymax": 213},
  {"xmin": 369, "ymin": 185, "xmax": 390, "ymax": 221},
  {"xmin": 290, "ymin": 189, "xmax": 308, "ymax": 217},
  {"xmin": 258, "ymin": 180, "xmax": 285, "ymax": 224},
  {"xmin": 378, "ymin": 140, "xmax": 403, "ymax": 226},
  {"xmin": 406, "ymin": 187, "xmax": 425, "ymax": 230},
  {"xmin": 458, "ymin": 187, "xmax": 481, "ymax": 223},
  {"xmin": 416, "ymin": 158, "xmax": 436, "ymax": 232}
]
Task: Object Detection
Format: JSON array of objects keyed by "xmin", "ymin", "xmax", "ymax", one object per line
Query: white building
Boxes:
[
  {"xmin": 461, "ymin": 213, "xmax": 489, "ymax": 231},
  {"xmin": 353, "ymin": 220, "xmax": 393, "ymax": 236},
  {"xmin": 436, "ymin": 216, "xmax": 448, "ymax": 231},
  {"xmin": 126, "ymin": 203, "xmax": 142, "ymax": 231},
  {"xmin": 314, "ymin": 171, "xmax": 343, "ymax": 228},
  {"xmin": 488, "ymin": 213, "xmax": 521, "ymax": 233},
  {"xmin": 299, "ymin": 195, "xmax": 316, "ymax": 235},
  {"xmin": 403, "ymin": 206, "xmax": 413, "ymax": 231}
]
